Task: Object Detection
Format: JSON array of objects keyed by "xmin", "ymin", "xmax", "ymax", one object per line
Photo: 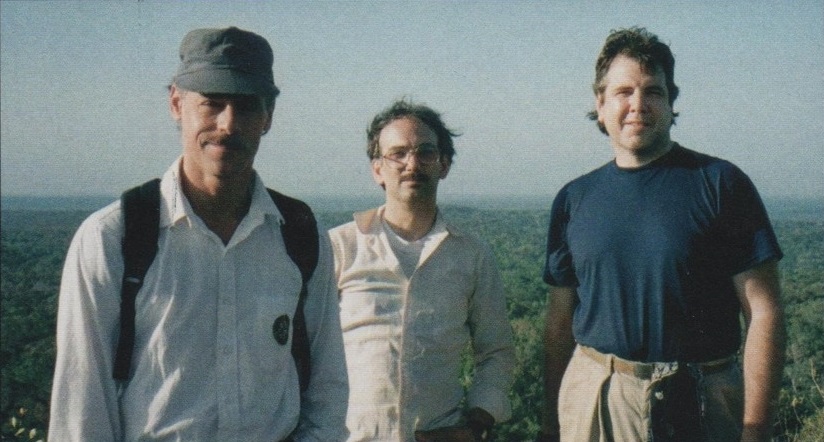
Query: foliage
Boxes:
[
  {"xmin": 793, "ymin": 408, "xmax": 824, "ymax": 442},
  {"xmin": 772, "ymin": 221, "xmax": 824, "ymax": 439},
  {"xmin": 1, "ymin": 408, "xmax": 45, "ymax": 441},
  {"xmin": 1, "ymin": 207, "xmax": 822, "ymax": 441},
  {"xmin": 1, "ymin": 211, "xmax": 87, "ymax": 433}
]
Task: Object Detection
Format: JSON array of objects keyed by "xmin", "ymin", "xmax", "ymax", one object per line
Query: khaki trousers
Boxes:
[{"xmin": 558, "ymin": 345, "xmax": 743, "ymax": 442}]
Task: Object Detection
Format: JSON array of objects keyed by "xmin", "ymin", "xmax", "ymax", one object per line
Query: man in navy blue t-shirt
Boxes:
[{"xmin": 538, "ymin": 28, "xmax": 784, "ymax": 442}]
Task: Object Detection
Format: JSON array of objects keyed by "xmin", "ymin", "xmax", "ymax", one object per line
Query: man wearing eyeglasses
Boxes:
[{"xmin": 329, "ymin": 99, "xmax": 515, "ymax": 441}]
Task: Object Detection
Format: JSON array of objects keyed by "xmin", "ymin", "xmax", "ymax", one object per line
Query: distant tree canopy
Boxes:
[{"xmin": 2, "ymin": 208, "xmax": 822, "ymax": 440}]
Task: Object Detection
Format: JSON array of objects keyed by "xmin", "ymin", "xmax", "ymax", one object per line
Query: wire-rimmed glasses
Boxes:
[{"xmin": 380, "ymin": 145, "xmax": 441, "ymax": 169}]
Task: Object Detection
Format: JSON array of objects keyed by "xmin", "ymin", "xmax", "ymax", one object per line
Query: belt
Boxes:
[{"xmin": 579, "ymin": 345, "xmax": 736, "ymax": 380}]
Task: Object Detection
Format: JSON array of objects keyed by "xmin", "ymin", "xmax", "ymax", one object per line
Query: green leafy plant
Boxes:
[{"xmin": 3, "ymin": 408, "xmax": 45, "ymax": 441}]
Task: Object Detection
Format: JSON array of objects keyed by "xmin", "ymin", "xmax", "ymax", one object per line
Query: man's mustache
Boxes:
[
  {"xmin": 202, "ymin": 135, "xmax": 247, "ymax": 150},
  {"xmin": 401, "ymin": 172, "xmax": 430, "ymax": 183}
]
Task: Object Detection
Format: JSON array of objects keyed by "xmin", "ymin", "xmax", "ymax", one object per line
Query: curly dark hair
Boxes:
[
  {"xmin": 366, "ymin": 99, "xmax": 459, "ymax": 164},
  {"xmin": 587, "ymin": 27, "xmax": 680, "ymax": 134}
]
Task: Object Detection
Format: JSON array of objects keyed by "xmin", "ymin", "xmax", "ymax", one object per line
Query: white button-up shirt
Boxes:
[
  {"xmin": 49, "ymin": 159, "xmax": 348, "ymax": 441},
  {"xmin": 329, "ymin": 207, "xmax": 514, "ymax": 441}
]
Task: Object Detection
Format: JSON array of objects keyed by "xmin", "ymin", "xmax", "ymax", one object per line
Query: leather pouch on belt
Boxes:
[{"xmin": 650, "ymin": 368, "xmax": 707, "ymax": 441}]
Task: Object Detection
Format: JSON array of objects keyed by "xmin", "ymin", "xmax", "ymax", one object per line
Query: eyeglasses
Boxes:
[{"xmin": 380, "ymin": 145, "xmax": 441, "ymax": 168}]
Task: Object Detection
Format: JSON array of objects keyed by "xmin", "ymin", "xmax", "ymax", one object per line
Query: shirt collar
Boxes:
[
  {"xmin": 353, "ymin": 205, "xmax": 460, "ymax": 237},
  {"xmin": 159, "ymin": 157, "xmax": 283, "ymax": 229}
]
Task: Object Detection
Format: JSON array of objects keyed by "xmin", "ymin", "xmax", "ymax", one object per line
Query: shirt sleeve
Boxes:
[
  {"xmin": 543, "ymin": 187, "xmax": 578, "ymax": 287},
  {"xmin": 717, "ymin": 166, "xmax": 783, "ymax": 276},
  {"xmin": 465, "ymin": 241, "xmax": 515, "ymax": 423},
  {"xmin": 292, "ymin": 228, "xmax": 350, "ymax": 441},
  {"xmin": 48, "ymin": 205, "xmax": 124, "ymax": 441}
]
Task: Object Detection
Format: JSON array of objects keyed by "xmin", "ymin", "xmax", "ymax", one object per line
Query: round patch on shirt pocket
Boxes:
[{"xmin": 273, "ymin": 314, "xmax": 290, "ymax": 345}]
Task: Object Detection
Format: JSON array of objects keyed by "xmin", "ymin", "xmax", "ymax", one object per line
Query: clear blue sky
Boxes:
[{"xmin": 2, "ymin": 1, "xmax": 822, "ymax": 202}]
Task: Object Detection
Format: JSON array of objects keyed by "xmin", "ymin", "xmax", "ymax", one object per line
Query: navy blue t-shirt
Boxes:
[{"xmin": 543, "ymin": 144, "xmax": 782, "ymax": 362}]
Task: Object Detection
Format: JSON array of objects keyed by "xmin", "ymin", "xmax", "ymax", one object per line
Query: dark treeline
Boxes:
[{"xmin": 2, "ymin": 206, "xmax": 822, "ymax": 440}]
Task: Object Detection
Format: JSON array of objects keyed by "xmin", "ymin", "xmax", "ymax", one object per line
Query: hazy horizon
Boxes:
[
  {"xmin": 2, "ymin": 1, "xmax": 822, "ymax": 201},
  {"xmin": 3, "ymin": 193, "xmax": 822, "ymax": 220}
]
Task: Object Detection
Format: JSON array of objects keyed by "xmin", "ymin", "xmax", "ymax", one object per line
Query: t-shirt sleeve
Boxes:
[
  {"xmin": 717, "ymin": 166, "xmax": 783, "ymax": 276},
  {"xmin": 543, "ymin": 187, "xmax": 579, "ymax": 287}
]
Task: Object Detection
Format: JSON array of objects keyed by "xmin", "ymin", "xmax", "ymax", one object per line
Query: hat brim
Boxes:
[{"xmin": 175, "ymin": 68, "xmax": 277, "ymax": 97}]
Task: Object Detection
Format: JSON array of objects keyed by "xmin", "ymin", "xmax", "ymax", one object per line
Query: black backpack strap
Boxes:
[
  {"xmin": 267, "ymin": 189, "xmax": 319, "ymax": 393},
  {"xmin": 111, "ymin": 181, "xmax": 318, "ymax": 390},
  {"xmin": 113, "ymin": 178, "xmax": 161, "ymax": 381}
]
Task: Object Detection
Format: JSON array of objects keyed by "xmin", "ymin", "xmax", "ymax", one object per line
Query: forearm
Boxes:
[
  {"xmin": 741, "ymin": 306, "xmax": 786, "ymax": 440},
  {"xmin": 541, "ymin": 318, "xmax": 575, "ymax": 434},
  {"xmin": 541, "ymin": 287, "xmax": 577, "ymax": 436},
  {"xmin": 734, "ymin": 261, "xmax": 786, "ymax": 442}
]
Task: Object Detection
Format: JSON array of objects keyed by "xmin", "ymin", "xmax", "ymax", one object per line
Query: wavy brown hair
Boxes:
[
  {"xmin": 587, "ymin": 27, "xmax": 680, "ymax": 134},
  {"xmin": 366, "ymin": 99, "xmax": 459, "ymax": 164}
]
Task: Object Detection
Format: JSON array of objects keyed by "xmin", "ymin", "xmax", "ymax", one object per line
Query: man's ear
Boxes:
[
  {"xmin": 371, "ymin": 158, "xmax": 386, "ymax": 189},
  {"xmin": 595, "ymin": 94, "xmax": 605, "ymax": 126},
  {"xmin": 262, "ymin": 99, "xmax": 275, "ymax": 135},
  {"xmin": 169, "ymin": 85, "xmax": 183, "ymax": 122},
  {"xmin": 262, "ymin": 115, "xmax": 273, "ymax": 135},
  {"xmin": 439, "ymin": 158, "xmax": 451, "ymax": 179}
]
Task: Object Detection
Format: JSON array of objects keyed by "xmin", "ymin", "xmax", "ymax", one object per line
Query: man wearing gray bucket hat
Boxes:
[{"xmin": 49, "ymin": 27, "xmax": 349, "ymax": 441}]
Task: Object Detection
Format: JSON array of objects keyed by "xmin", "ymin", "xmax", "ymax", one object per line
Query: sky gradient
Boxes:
[{"xmin": 2, "ymin": 1, "xmax": 822, "ymax": 202}]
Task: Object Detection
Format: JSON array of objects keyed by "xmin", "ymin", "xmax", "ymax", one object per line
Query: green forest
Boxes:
[{"xmin": 2, "ymin": 205, "xmax": 822, "ymax": 441}]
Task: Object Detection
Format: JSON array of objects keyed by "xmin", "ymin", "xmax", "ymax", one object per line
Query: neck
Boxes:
[
  {"xmin": 181, "ymin": 170, "xmax": 254, "ymax": 244},
  {"xmin": 383, "ymin": 198, "xmax": 438, "ymax": 242},
  {"xmin": 614, "ymin": 140, "xmax": 674, "ymax": 169}
]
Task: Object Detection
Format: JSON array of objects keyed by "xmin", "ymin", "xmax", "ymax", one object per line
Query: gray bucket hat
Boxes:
[{"xmin": 174, "ymin": 27, "xmax": 279, "ymax": 98}]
